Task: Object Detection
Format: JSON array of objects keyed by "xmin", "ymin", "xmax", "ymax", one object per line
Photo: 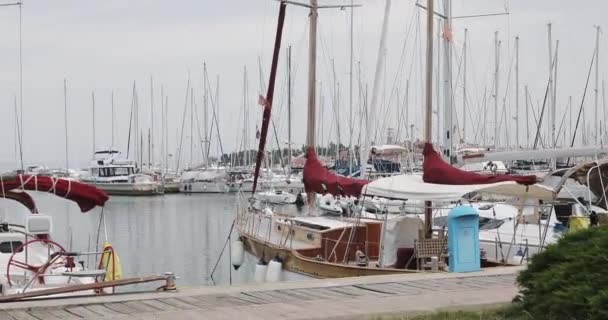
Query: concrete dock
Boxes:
[{"xmin": 0, "ymin": 266, "xmax": 523, "ymax": 320}]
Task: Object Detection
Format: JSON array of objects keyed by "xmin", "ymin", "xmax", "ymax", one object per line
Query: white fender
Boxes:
[
  {"xmin": 231, "ymin": 240, "xmax": 244, "ymax": 270},
  {"xmin": 254, "ymin": 259, "xmax": 267, "ymax": 284},
  {"xmin": 265, "ymin": 257, "xmax": 283, "ymax": 282}
]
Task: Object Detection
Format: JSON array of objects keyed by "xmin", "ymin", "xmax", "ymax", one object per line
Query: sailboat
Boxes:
[
  {"xmin": 235, "ymin": 0, "xmax": 574, "ymax": 280},
  {"xmin": 0, "ymin": 174, "xmax": 118, "ymax": 295}
]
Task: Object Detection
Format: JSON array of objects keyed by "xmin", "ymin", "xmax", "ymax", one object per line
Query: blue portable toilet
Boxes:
[{"xmin": 448, "ymin": 206, "xmax": 480, "ymax": 272}]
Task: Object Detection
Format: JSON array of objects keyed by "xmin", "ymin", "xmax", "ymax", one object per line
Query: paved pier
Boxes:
[{"xmin": 0, "ymin": 266, "xmax": 523, "ymax": 320}]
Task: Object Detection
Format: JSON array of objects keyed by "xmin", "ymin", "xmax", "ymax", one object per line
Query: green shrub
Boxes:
[{"xmin": 517, "ymin": 225, "xmax": 608, "ymax": 320}]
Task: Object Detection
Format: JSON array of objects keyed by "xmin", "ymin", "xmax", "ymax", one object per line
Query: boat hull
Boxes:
[
  {"xmin": 85, "ymin": 182, "xmax": 163, "ymax": 196},
  {"xmin": 180, "ymin": 181, "xmax": 229, "ymax": 193},
  {"xmin": 239, "ymin": 232, "xmax": 421, "ymax": 279}
]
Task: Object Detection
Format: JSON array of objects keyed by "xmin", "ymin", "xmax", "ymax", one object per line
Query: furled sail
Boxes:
[
  {"xmin": 422, "ymin": 143, "xmax": 537, "ymax": 185},
  {"xmin": 0, "ymin": 175, "xmax": 109, "ymax": 212},
  {"xmin": 303, "ymin": 147, "xmax": 369, "ymax": 197}
]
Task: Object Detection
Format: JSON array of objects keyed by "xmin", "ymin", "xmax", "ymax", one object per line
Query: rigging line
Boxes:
[
  {"xmin": 376, "ymin": 7, "xmax": 418, "ymax": 137},
  {"xmin": 528, "ymin": 90, "xmax": 544, "ymax": 149},
  {"xmin": 495, "ymin": 43, "xmax": 517, "ymax": 146},
  {"xmin": 175, "ymin": 77, "xmax": 190, "ymax": 172},
  {"xmin": 568, "ymin": 46, "xmax": 597, "ymax": 164}
]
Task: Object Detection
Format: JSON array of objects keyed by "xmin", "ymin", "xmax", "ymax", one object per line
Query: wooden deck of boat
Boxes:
[{"xmin": 0, "ymin": 266, "xmax": 523, "ymax": 320}]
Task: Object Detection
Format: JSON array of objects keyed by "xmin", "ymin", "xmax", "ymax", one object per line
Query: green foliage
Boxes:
[
  {"xmin": 374, "ymin": 305, "xmax": 530, "ymax": 320},
  {"xmin": 517, "ymin": 226, "xmax": 608, "ymax": 320}
]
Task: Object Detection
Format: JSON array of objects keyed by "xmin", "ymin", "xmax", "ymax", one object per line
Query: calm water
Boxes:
[{"xmin": 0, "ymin": 192, "xmax": 308, "ymax": 288}]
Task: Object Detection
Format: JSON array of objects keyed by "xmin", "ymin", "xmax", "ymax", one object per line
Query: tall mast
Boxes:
[
  {"xmin": 190, "ymin": 86, "xmax": 194, "ymax": 167},
  {"xmin": 435, "ymin": 17, "xmax": 441, "ymax": 144},
  {"xmin": 348, "ymin": 0, "xmax": 354, "ymax": 175},
  {"xmin": 63, "ymin": 79, "xmax": 69, "ymax": 172},
  {"xmin": 424, "ymin": 0, "xmax": 434, "ymax": 239},
  {"xmin": 462, "ymin": 28, "xmax": 467, "ymax": 145},
  {"xmin": 494, "ymin": 31, "xmax": 500, "ymax": 148},
  {"xmin": 216, "ymin": 75, "xmax": 220, "ymax": 165},
  {"xmin": 515, "ymin": 35, "xmax": 520, "ymax": 149},
  {"xmin": 203, "ymin": 63, "xmax": 209, "ymax": 166},
  {"xmin": 306, "ymin": 0, "xmax": 318, "ymax": 149},
  {"xmin": 150, "ymin": 76, "xmax": 155, "ymax": 168},
  {"xmin": 442, "ymin": 0, "xmax": 453, "ymax": 160},
  {"xmin": 525, "ymin": 85, "xmax": 529, "ymax": 148},
  {"xmin": 547, "ymin": 23, "xmax": 552, "ymax": 146},
  {"xmin": 161, "ymin": 85, "xmax": 165, "ymax": 173},
  {"xmin": 595, "ymin": 25, "xmax": 600, "ymax": 145},
  {"xmin": 552, "ymin": 40, "xmax": 559, "ymax": 149},
  {"xmin": 111, "ymin": 92, "xmax": 115, "ymax": 150},
  {"xmin": 287, "ymin": 46, "xmax": 293, "ymax": 175},
  {"xmin": 243, "ymin": 65, "xmax": 248, "ymax": 167},
  {"xmin": 91, "ymin": 91, "xmax": 96, "ymax": 155}
]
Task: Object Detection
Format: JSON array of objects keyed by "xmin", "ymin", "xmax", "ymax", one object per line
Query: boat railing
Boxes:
[{"xmin": 322, "ymin": 238, "xmax": 379, "ymax": 263}]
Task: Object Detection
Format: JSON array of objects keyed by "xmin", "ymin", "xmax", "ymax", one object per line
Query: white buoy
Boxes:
[
  {"xmin": 231, "ymin": 239, "xmax": 244, "ymax": 270},
  {"xmin": 254, "ymin": 258, "xmax": 267, "ymax": 284},
  {"xmin": 265, "ymin": 257, "xmax": 283, "ymax": 282}
]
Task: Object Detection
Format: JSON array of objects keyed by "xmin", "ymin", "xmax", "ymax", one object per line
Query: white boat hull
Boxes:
[
  {"xmin": 85, "ymin": 182, "xmax": 162, "ymax": 196},
  {"xmin": 180, "ymin": 181, "xmax": 230, "ymax": 193}
]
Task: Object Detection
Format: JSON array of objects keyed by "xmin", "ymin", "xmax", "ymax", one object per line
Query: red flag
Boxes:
[{"xmin": 258, "ymin": 95, "xmax": 269, "ymax": 108}]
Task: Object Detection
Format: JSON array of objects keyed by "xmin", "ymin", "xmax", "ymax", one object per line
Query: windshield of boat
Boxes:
[{"xmin": 98, "ymin": 167, "xmax": 134, "ymax": 177}]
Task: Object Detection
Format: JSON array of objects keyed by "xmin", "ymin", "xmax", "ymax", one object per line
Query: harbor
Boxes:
[{"xmin": 0, "ymin": 0, "xmax": 607, "ymax": 318}]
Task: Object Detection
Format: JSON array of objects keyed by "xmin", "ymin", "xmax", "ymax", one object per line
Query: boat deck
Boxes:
[{"xmin": 0, "ymin": 266, "xmax": 522, "ymax": 319}]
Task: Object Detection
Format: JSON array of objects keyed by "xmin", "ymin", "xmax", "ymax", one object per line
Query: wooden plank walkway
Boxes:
[{"xmin": 0, "ymin": 266, "xmax": 523, "ymax": 319}]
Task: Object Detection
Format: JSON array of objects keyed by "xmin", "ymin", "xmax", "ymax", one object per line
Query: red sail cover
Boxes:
[
  {"xmin": 303, "ymin": 147, "xmax": 369, "ymax": 197},
  {"xmin": 0, "ymin": 175, "xmax": 109, "ymax": 212},
  {"xmin": 1, "ymin": 191, "xmax": 37, "ymax": 213},
  {"xmin": 422, "ymin": 143, "xmax": 537, "ymax": 185}
]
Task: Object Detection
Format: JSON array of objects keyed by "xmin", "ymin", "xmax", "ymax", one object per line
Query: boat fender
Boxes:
[
  {"xmin": 254, "ymin": 257, "xmax": 268, "ymax": 284},
  {"xmin": 265, "ymin": 256, "xmax": 283, "ymax": 283},
  {"xmin": 231, "ymin": 239, "xmax": 245, "ymax": 270}
]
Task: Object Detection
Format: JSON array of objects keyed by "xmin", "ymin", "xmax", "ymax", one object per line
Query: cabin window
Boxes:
[
  {"xmin": 0, "ymin": 241, "xmax": 23, "ymax": 253},
  {"xmin": 277, "ymin": 225, "xmax": 282, "ymax": 231},
  {"xmin": 306, "ymin": 233, "xmax": 314, "ymax": 241},
  {"xmin": 115, "ymin": 167, "xmax": 130, "ymax": 176}
]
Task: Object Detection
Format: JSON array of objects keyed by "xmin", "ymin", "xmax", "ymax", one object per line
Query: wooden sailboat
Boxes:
[{"xmin": 237, "ymin": 0, "xmax": 546, "ymax": 279}]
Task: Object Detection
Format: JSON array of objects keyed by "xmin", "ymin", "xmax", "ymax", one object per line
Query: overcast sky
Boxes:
[{"xmin": 0, "ymin": 0, "xmax": 604, "ymax": 170}]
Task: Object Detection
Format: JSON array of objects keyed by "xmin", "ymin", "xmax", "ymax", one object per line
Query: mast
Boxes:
[
  {"xmin": 111, "ymin": 92, "xmax": 115, "ymax": 150},
  {"xmin": 306, "ymin": 0, "xmax": 318, "ymax": 149},
  {"xmin": 552, "ymin": 40, "xmax": 559, "ymax": 149},
  {"xmin": 161, "ymin": 85, "xmax": 165, "ymax": 174},
  {"xmin": 63, "ymin": 79, "xmax": 69, "ymax": 172},
  {"xmin": 462, "ymin": 28, "xmax": 467, "ymax": 144},
  {"xmin": 494, "ymin": 31, "xmax": 500, "ymax": 147},
  {"xmin": 92, "ymin": 91, "xmax": 96, "ymax": 154},
  {"xmin": 18, "ymin": 2, "xmax": 23, "ymax": 170},
  {"xmin": 287, "ymin": 46, "xmax": 293, "ymax": 176},
  {"xmin": 442, "ymin": 0, "xmax": 453, "ymax": 160},
  {"xmin": 595, "ymin": 25, "xmax": 600, "ymax": 145},
  {"xmin": 348, "ymin": 0, "xmax": 354, "ymax": 175},
  {"xmin": 362, "ymin": 0, "xmax": 391, "ymax": 175},
  {"xmin": 424, "ymin": 0, "xmax": 434, "ymax": 239},
  {"xmin": 547, "ymin": 23, "xmax": 552, "ymax": 146},
  {"xmin": 525, "ymin": 85, "xmax": 529, "ymax": 148},
  {"xmin": 243, "ymin": 65, "xmax": 248, "ymax": 167},
  {"xmin": 203, "ymin": 63, "xmax": 209, "ymax": 166},
  {"xmin": 435, "ymin": 17, "xmax": 441, "ymax": 144},
  {"xmin": 150, "ymin": 76, "xmax": 155, "ymax": 168},
  {"xmin": 251, "ymin": 2, "xmax": 286, "ymax": 194},
  {"xmin": 515, "ymin": 35, "xmax": 520, "ymax": 149},
  {"xmin": 190, "ymin": 86, "xmax": 194, "ymax": 167},
  {"xmin": 216, "ymin": 75, "xmax": 220, "ymax": 166}
]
